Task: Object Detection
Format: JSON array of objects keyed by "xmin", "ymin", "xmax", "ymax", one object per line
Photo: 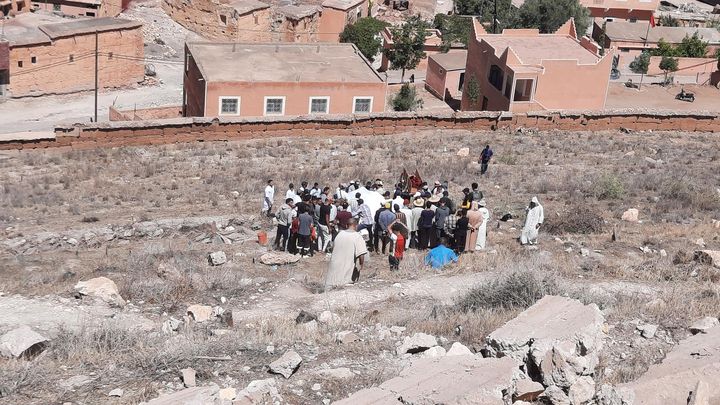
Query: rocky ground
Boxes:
[{"xmin": 1, "ymin": 128, "xmax": 720, "ymax": 404}]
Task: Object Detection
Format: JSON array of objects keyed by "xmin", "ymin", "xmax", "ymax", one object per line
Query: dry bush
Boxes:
[
  {"xmin": 544, "ymin": 205, "xmax": 605, "ymax": 235},
  {"xmin": 455, "ymin": 271, "xmax": 560, "ymax": 312},
  {"xmin": 593, "ymin": 173, "xmax": 626, "ymax": 200}
]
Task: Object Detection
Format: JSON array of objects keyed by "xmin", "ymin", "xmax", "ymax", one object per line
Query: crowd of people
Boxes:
[{"xmin": 259, "ymin": 146, "xmax": 546, "ymax": 288}]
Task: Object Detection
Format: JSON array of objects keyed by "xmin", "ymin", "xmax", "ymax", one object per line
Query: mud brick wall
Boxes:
[{"xmin": 1, "ymin": 110, "xmax": 719, "ymax": 150}]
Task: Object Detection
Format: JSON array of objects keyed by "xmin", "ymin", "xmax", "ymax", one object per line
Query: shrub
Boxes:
[
  {"xmin": 391, "ymin": 83, "xmax": 423, "ymax": 112},
  {"xmin": 544, "ymin": 205, "xmax": 604, "ymax": 234},
  {"xmin": 455, "ymin": 271, "xmax": 560, "ymax": 312},
  {"xmin": 594, "ymin": 173, "xmax": 625, "ymax": 200}
]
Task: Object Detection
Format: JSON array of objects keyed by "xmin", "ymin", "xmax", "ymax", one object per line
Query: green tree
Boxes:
[
  {"xmin": 339, "ymin": 17, "xmax": 389, "ymax": 62},
  {"xmin": 658, "ymin": 15, "xmax": 680, "ymax": 27},
  {"xmin": 676, "ymin": 32, "xmax": 708, "ymax": 57},
  {"xmin": 392, "ymin": 83, "xmax": 424, "ymax": 111},
  {"xmin": 454, "ymin": 0, "xmax": 517, "ymax": 33},
  {"xmin": 433, "ymin": 14, "xmax": 473, "ymax": 51},
  {"xmin": 650, "ymin": 38, "xmax": 679, "ymax": 57},
  {"xmin": 659, "ymin": 56, "xmax": 678, "ymax": 84},
  {"xmin": 629, "ymin": 51, "xmax": 650, "ymax": 89},
  {"xmin": 384, "ymin": 16, "xmax": 431, "ymax": 82},
  {"xmin": 515, "ymin": 0, "xmax": 590, "ymax": 35},
  {"xmin": 465, "ymin": 75, "xmax": 481, "ymax": 107}
]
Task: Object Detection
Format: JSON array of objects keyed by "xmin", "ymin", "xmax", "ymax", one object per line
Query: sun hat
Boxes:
[
  {"xmin": 429, "ymin": 195, "xmax": 441, "ymax": 203},
  {"xmin": 413, "ymin": 198, "xmax": 425, "ymax": 207},
  {"xmin": 478, "ymin": 199, "xmax": 487, "ymax": 207}
]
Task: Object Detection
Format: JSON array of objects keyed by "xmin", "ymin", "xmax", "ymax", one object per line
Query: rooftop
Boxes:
[
  {"xmin": 429, "ymin": 50, "xmax": 468, "ymax": 71},
  {"xmin": 321, "ymin": 0, "xmax": 364, "ymax": 10},
  {"xmin": 276, "ymin": 4, "xmax": 320, "ymax": 19},
  {"xmin": 38, "ymin": 17, "xmax": 142, "ymax": 39},
  {"xmin": 604, "ymin": 21, "xmax": 720, "ymax": 43},
  {"xmin": 228, "ymin": 0, "xmax": 270, "ymax": 14},
  {"xmin": 187, "ymin": 42, "xmax": 384, "ymax": 83},
  {"xmin": 482, "ymin": 34, "xmax": 601, "ymax": 65},
  {"xmin": 0, "ymin": 12, "xmax": 60, "ymax": 47},
  {"xmin": 578, "ymin": 0, "xmax": 660, "ymax": 11}
]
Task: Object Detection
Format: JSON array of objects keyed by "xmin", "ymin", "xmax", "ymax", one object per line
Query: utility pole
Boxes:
[
  {"xmin": 492, "ymin": 0, "xmax": 497, "ymax": 34},
  {"xmin": 94, "ymin": 30, "xmax": 98, "ymax": 123}
]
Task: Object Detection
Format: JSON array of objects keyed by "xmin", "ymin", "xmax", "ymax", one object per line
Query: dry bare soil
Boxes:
[{"xmin": 1, "ymin": 128, "xmax": 720, "ymax": 404}]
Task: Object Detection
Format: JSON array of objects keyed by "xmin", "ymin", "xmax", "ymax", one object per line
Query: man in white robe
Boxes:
[
  {"xmin": 520, "ymin": 196, "xmax": 544, "ymax": 245},
  {"xmin": 475, "ymin": 199, "xmax": 491, "ymax": 250},
  {"xmin": 324, "ymin": 219, "xmax": 368, "ymax": 289},
  {"xmin": 262, "ymin": 180, "xmax": 275, "ymax": 216}
]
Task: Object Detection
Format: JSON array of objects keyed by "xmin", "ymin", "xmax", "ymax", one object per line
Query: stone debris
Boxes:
[
  {"xmin": 620, "ymin": 326, "xmax": 720, "ymax": 404},
  {"xmin": 108, "ymin": 388, "xmax": 124, "ymax": 397},
  {"xmin": 335, "ymin": 331, "xmax": 360, "ymax": 344},
  {"xmin": 217, "ymin": 387, "xmax": 236, "ymax": 401},
  {"xmin": 186, "ymin": 304, "xmax": 213, "ymax": 322},
  {"xmin": 621, "ymin": 208, "xmax": 639, "ymax": 222},
  {"xmin": 0, "ymin": 325, "xmax": 49, "ymax": 358},
  {"xmin": 142, "ymin": 385, "xmax": 220, "ymax": 405},
  {"xmin": 317, "ymin": 310, "xmax": 340, "ymax": 324},
  {"xmin": 181, "ymin": 368, "xmax": 196, "ymax": 387},
  {"xmin": 693, "ymin": 250, "xmax": 720, "ymax": 269},
  {"xmin": 456, "ymin": 147, "xmax": 470, "ymax": 156},
  {"xmin": 515, "ymin": 379, "xmax": 544, "ymax": 402},
  {"xmin": 396, "ymin": 332, "xmax": 438, "ymax": 355},
  {"xmin": 295, "ymin": 310, "xmax": 317, "ymax": 324},
  {"xmin": 421, "ymin": 345, "xmax": 447, "ymax": 357},
  {"xmin": 74, "ymin": 277, "xmax": 126, "ymax": 307},
  {"xmin": 689, "ymin": 317, "xmax": 719, "ymax": 335},
  {"xmin": 236, "ymin": 378, "xmax": 282, "ymax": 403},
  {"xmin": 268, "ymin": 350, "xmax": 302, "ymax": 378},
  {"xmin": 259, "ymin": 252, "xmax": 300, "ymax": 265},
  {"xmin": 446, "ymin": 342, "xmax": 473, "ymax": 356},
  {"xmin": 637, "ymin": 324, "xmax": 658, "ymax": 339},
  {"xmin": 335, "ymin": 355, "xmax": 519, "ymax": 404},
  {"xmin": 312, "ymin": 367, "xmax": 354, "ymax": 379},
  {"xmin": 303, "ymin": 320, "xmax": 319, "ymax": 333},
  {"xmin": 568, "ymin": 376, "xmax": 595, "ymax": 404},
  {"xmin": 542, "ymin": 385, "xmax": 570, "ymax": 405},
  {"xmin": 162, "ymin": 317, "xmax": 183, "ymax": 334},
  {"xmin": 59, "ymin": 374, "xmax": 92, "ymax": 389},
  {"xmin": 208, "ymin": 251, "xmax": 227, "ymax": 266}
]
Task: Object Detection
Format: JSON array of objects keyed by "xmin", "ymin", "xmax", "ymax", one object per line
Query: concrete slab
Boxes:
[
  {"xmin": 334, "ymin": 355, "xmax": 519, "ymax": 405},
  {"xmin": 621, "ymin": 326, "xmax": 720, "ymax": 404}
]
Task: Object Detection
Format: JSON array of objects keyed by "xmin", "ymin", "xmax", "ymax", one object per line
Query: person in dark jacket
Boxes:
[
  {"xmin": 480, "ymin": 145, "xmax": 493, "ymax": 175},
  {"xmin": 454, "ymin": 209, "xmax": 469, "ymax": 253}
]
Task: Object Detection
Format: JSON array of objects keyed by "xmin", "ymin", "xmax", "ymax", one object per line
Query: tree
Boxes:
[
  {"xmin": 465, "ymin": 75, "xmax": 481, "ymax": 108},
  {"xmin": 384, "ymin": 16, "xmax": 431, "ymax": 82},
  {"xmin": 676, "ymin": 32, "xmax": 708, "ymax": 58},
  {"xmin": 392, "ymin": 83, "xmax": 424, "ymax": 111},
  {"xmin": 454, "ymin": 0, "xmax": 517, "ymax": 32},
  {"xmin": 339, "ymin": 17, "xmax": 389, "ymax": 62},
  {"xmin": 659, "ymin": 56, "xmax": 678, "ymax": 84},
  {"xmin": 629, "ymin": 51, "xmax": 650, "ymax": 89},
  {"xmin": 658, "ymin": 15, "xmax": 680, "ymax": 27},
  {"xmin": 650, "ymin": 38, "xmax": 679, "ymax": 57},
  {"xmin": 433, "ymin": 14, "xmax": 473, "ymax": 51},
  {"xmin": 515, "ymin": 0, "xmax": 591, "ymax": 36}
]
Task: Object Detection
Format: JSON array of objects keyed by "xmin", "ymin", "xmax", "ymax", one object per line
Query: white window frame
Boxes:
[
  {"xmin": 352, "ymin": 96, "xmax": 374, "ymax": 114},
  {"xmin": 218, "ymin": 96, "xmax": 241, "ymax": 116},
  {"xmin": 264, "ymin": 96, "xmax": 286, "ymax": 116},
  {"xmin": 308, "ymin": 96, "xmax": 330, "ymax": 114}
]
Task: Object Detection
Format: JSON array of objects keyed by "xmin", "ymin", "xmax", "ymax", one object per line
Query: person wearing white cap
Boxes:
[
  {"xmin": 520, "ymin": 196, "xmax": 544, "ymax": 245},
  {"xmin": 476, "ymin": 199, "xmax": 490, "ymax": 250}
]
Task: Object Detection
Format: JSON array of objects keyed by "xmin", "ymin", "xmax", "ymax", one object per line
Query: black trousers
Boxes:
[
  {"xmin": 418, "ymin": 227, "xmax": 432, "ymax": 250},
  {"xmin": 275, "ymin": 224, "xmax": 289, "ymax": 250},
  {"xmin": 481, "ymin": 161, "xmax": 489, "ymax": 175},
  {"xmin": 298, "ymin": 234, "xmax": 312, "ymax": 256}
]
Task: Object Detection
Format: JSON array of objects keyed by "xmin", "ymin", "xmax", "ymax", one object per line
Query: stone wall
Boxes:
[{"xmin": 1, "ymin": 110, "xmax": 718, "ymax": 150}]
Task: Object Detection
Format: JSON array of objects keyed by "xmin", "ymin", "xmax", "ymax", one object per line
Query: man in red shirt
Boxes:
[
  {"xmin": 335, "ymin": 201, "xmax": 352, "ymax": 231},
  {"xmin": 388, "ymin": 224, "xmax": 406, "ymax": 271}
]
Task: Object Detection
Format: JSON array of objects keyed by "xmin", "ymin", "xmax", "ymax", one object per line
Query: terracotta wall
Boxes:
[
  {"xmin": 317, "ymin": 7, "xmax": 348, "ymax": 42},
  {"xmin": 424, "ymin": 56, "xmax": 446, "ymax": 99},
  {"xmin": 8, "ymin": 26, "xmax": 144, "ymax": 97},
  {"xmin": 162, "ymin": 0, "xmax": 275, "ymax": 41},
  {"xmin": 31, "ymin": 0, "xmax": 122, "ymax": 16},
  {"xmin": 109, "ymin": 105, "xmax": 182, "ymax": 121},
  {"xmin": 1, "ymin": 110, "xmax": 718, "ymax": 150}
]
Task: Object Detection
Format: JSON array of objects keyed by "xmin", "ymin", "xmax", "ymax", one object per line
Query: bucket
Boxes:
[{"xmin": 257, "ymin": 230, "xmax": 268, "ymax": 246}]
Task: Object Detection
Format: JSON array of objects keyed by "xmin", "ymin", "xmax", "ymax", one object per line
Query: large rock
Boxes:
[
  {"xmin": 540, "ymin": 347, "xmax": 577, "ymax": 388},
  {"xmin": 543, "ymin": 385, "xmax": 570, "ymax": 405},
  {"xmin": 396, "ymin": 332, "xmax": 438, "ymax": 355},
  {"xmin": 621, "ymin": 208, "xmax": 639, "ymax": 222},
  {"xmin": 515, "ymin": 379, "xmax": 544, "ymax": 402},
  {"xmin": 620, "ymin": 326, "xmax": 720, "ymax": 404},
  {"xmin": 446, "ymin": 342, "xmax": 473, "ymax": 356},
  {"xmin": 334, "ymin": 355, "xmax": 520, "ymax": 405},
  {"xmin": 186, "ymin": 305, "xmax": 213, "ymax": 323},
  {"xmin": 208, "ymin": 251, "xmax": 227, "ymax": 266},
  {"xmin": 268, "ymin": 350, "xmax": 302, "ymax": 378},
  {"xmin": 259, "ymin": 252, "xmax": 300, "ymax": 265},
  {"xmin": 74, "ymin": 277, "xmax": 126, "ymax": 307},
  {"xmin": 485, "ymin": 296, "xmax": 605, "ymax": 378},
  {"xmin": 236, "ymin": 378, "xmax": 281, "ymax": 403},
  {"xmin": 568, "ymin": 376, "xmax": 595, "ymax": 404},
  {"xmin": 142, "ymin": 386, "xmax": 219, "ymax": 405},
  {"xmin": 0, "ymin": 325, "xmax": 48, "ymax": 358}
]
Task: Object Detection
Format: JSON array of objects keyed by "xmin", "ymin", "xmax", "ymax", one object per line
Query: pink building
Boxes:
[
  {"xmin": 578, "ymin": 0, "xmax": 660, "ymax": 24},
  {"xmin": 183, "ymin": 42, "xmax": 387, "ymax": 117},
  {"xmin": 425, "ymin": 50, "xmax": 466, "ymax": 106},
  {"xmin": 460, "ymin": 19, "xmax": 614, "ymax": 112}
]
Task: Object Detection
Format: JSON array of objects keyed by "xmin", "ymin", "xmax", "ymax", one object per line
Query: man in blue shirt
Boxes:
[{"xmin": 424, "ymin": 237, "xmax": 459, "ymax": 269}]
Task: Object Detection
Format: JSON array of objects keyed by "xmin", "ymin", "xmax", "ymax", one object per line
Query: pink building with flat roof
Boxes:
[
  {"xmin": 183, "ymin": 42, "xmax": 387, "ymax": 118},
  {"xmin": 579, "ymin": 0, "xmax": 659, "ymax": 24},
  {"xmin": 460, "ymin": 19, "xmax": 614, "ymax": 112}
]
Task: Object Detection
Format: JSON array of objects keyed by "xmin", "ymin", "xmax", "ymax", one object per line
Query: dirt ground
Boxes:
[
  {"xmin": 605, "ymin": 82, "xmax": 720, "ymax": 111},
  {"xmin": 1, "ymin": 128, "xmax": 720, "ymax": 404}
]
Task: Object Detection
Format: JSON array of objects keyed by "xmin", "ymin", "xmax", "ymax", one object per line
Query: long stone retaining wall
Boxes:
[{"xmin": 2, "ymin": 110, "xmax": 719, "ymax": 150}]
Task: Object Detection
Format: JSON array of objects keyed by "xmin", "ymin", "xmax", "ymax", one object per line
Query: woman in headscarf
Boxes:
[
  {"xmin": 475, "ymin": 199, "xmax": 490, "ymax": 250},
  {"xmin": 465, "ymin": 201, "xmax": 483, "ymax": 252}
]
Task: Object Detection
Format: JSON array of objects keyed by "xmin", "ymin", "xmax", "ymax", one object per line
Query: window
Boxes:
[
  {"xmin": 503, "ymin": 72, "xmax": 514, "ymax": 99},
  {"xmin": 17, "ymin": 61, "xmax": 23, "ymax": 68},
  {"xmin": 264, "ymin": 97, "xmax": 285, "ymax": 116},
  {"xmin": 488, "ymin": 65, "xmax": 504, "ymax": 91},
  {"xmin": 219, "ymin": 97, "xmax": 240, "ymax": 115},
  {"xmin": 513, "ymin": 79, "xmax": 534, "ymax": 102},
  {"xmin": 458, "ymin": 72, "xmax": 465, "ymax": 92},
  {"xmin": 107, "ymin": 52, "xmax": 113, "ymax": 60},
  {"xmin": 353, "ymin": 97, "xmax": 373, "ymax": 114},
  {"xmin": 309, "ymin": 97, "xmax": 329, "ymax": 114},
  {"xmin": 31, "ymin": 56, "xmax": 37, "ymax": 64},
  {"xmin": 69, "ymin": 54, "xmax": 74, "ymax": 62},
  {"xmin": 219, "ymin": 14, "xmax": 227, "ymax": 26}
]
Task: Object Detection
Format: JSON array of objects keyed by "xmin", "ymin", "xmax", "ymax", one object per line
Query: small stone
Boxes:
[
  {"xmin": 456, "ymin": 147, "xmax": 469, "ymax": 157},
  {"xmin": 74, "ymin": 277, "xmax": 125, "ymax": 307},
  {"xmin": 187, "ymin": 304, "xmax": 214, "ymax": 322},
  {"xmin": 396, "ymin": 333, "xmax": 437, "ymax": 355},
  {"xmin": 689, "ymin": 317, "xmax": 719, "ymax": 335},
  {"xmin": 0, "ymin": 326, "xmax": 49, "ymax": 358},
  {"xmin": 266, "ymin": 345, "xmax": 275, "ymax": 354},
  {"xmin": 208, "ymin": 251, "xmax": 227, "ymax": 266},
  {"xmin": 621, "ymin": 208, "xmax": 639, "ymax": 222},
  {"xmin": 295, "ymin": 310, "xmax": 317, "ymax": 324},
  {"xmin": 162, "ymin": 317, "xmax": 182, "ymax": 334},
  {"xmin": 269, "ymin": 350, "xmax": 302, "ymax": 379},
  {"xmin": 542, "ymin": 385, "xmax": 570, "ymax": 405},
  {"xmin": 181, "ymin": 368, "xmax": 196, "ymax": 387},
  {"xmin": 695, "ymin": 238, "xmax": 706, "ymax": 247},
  {"xmin": 389, "ymin": 326, "xmax": 406, "ymax": 335},
  {"xmin": 515, "ymin": 379, "xmax": 544, "ymax": 402},
  {"xmin": 421, "ymin": 346, "xmax": 446, "ymax": 357},
  {"xmin": 108, "ymin": 388, "xmax": 124, "ymax": 397},
  {"xmin": 218, "ymin": 387, "xmax": 236, "ymax": 400},
  {"xmin": 311, "ymin": 383, "xmax": 321, "ymax": 391},
  {"xmin": 318, "ymin": 310, "xmax": 340, "ymax": 324},
  {"xmin": 304, "ymin": 320, "xmax": 318, "ymax": 333},
  {"xmin": 446, "ymin": 342, "xmax": 472, "ymax": 356},
  {"xmin": 568, "ymin": 376, "xmax": 596, "ymax": 405},
  {"xmin": 335, "ymin": 331, "xmax": 360, "ymax": 344},
  {"xmin": 637, "ymin": 324, "xmax": 658, "ymax": 339}
]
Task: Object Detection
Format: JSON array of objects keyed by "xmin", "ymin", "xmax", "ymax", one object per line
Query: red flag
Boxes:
[{"xmin": 649, "ymin": 14, "xmax": 656, "ymax": 27}]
